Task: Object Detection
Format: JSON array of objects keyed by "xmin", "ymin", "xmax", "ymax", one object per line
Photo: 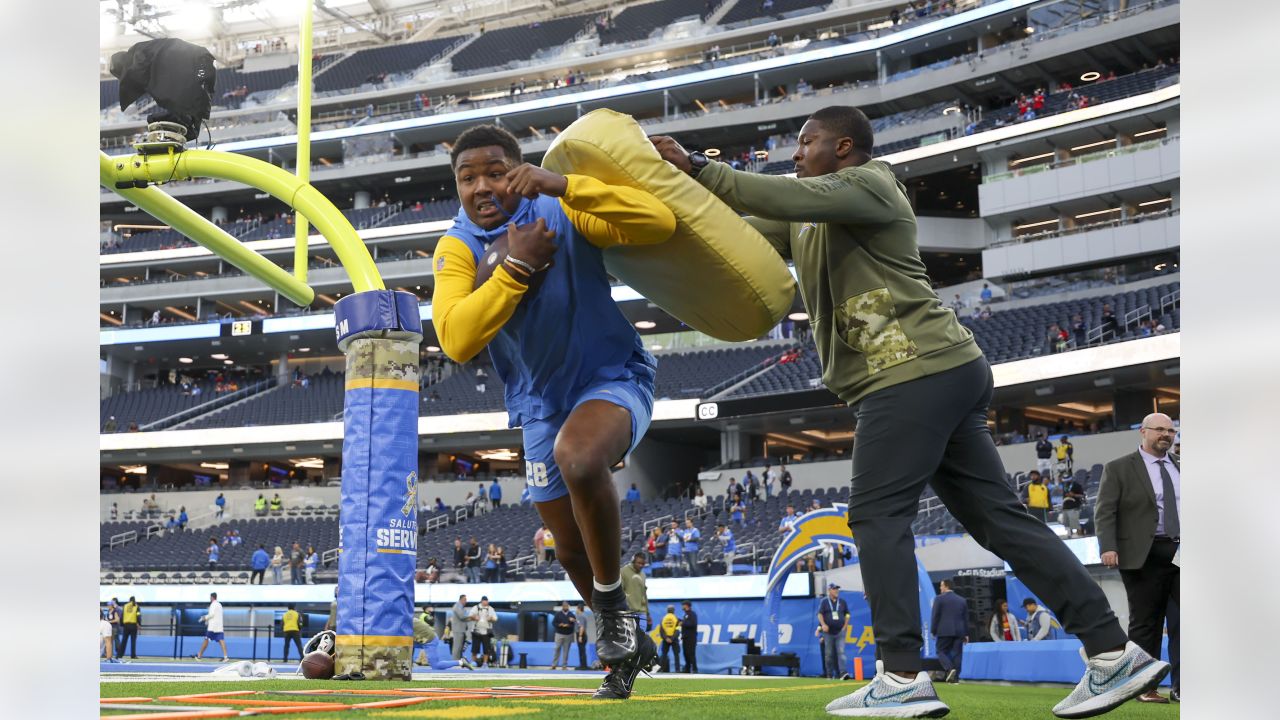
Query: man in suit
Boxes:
[
  {"xmin": 1096, "ymin": 413, "xmax": 1180, "ymax": 703},
  {"xmin": 930, "ymin": 580, "xmax": 968, "ymax": 683}
]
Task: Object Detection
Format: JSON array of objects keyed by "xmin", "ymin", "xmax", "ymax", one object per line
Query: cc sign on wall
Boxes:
[{"xmin": 697, "ymin": 402, "xmax": 719, "ymax": 420}]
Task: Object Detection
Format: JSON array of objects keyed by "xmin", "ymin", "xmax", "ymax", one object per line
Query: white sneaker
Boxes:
[
  {"xmin": 825, "ymin": 660, "xmax": 950, "ymax": 718},
  {"xmin": 1053, "ymin": 641, "xmax": 1170, "ymax": 718}
]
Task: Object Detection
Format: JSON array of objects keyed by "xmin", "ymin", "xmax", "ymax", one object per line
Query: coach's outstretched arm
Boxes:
[{"xmin": 651, "ymin": 134, "xmax": 904, "ymax": 226}]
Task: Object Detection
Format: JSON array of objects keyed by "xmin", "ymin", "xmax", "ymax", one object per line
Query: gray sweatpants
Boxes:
[
  {"xmin": 847, "ymin": 357, "xmax": 1127, "ymax": 672},
  {"xmin": 551, "ymin": 633, "xmax": 574, "ymax": 667}
]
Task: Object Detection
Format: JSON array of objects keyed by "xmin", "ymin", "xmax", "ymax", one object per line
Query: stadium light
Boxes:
[
  {"xmin": 788, "ymin": 312, "xmax": 809, "ymax": 321},
  {"xmin": 634, "ymin": 320, "xmax": 657, "ymax": 329},
  {"xmin": 1080, "ymin": 71, "xmax": 1101, "ymax": 82}
]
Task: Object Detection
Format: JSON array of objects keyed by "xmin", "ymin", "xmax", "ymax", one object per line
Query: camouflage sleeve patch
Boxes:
[{"xmin": 834, "ymin": 287, "xmax": 918, "ymax": 375}]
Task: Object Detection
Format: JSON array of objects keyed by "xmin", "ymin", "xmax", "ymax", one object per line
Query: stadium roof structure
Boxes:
[{"xmin": 100, "ymin": 0, "xmax": 615, "ymax": 53}]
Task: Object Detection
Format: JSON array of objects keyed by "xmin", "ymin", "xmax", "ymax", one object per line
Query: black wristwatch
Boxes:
[{"xmin": 688, "ymin": 151, "xmax": 709, "ymax": 177}]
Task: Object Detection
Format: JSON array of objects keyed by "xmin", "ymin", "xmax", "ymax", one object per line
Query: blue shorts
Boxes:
[
  {"xmin": 522, "ymin": 376, "xmax": 653, "ymax": 503},
  {"xmin": 206, "ymin": 631, "xmax": 225, "ymax": 642}
]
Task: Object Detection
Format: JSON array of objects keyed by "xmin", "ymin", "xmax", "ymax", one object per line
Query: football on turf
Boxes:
[
  {"xmin": 472, "ymin": 231, "xmax": 549, "ymax": 298},
  {"xmin": 300, "ymin": 650, "xmax": 335, "ymax": 679}
]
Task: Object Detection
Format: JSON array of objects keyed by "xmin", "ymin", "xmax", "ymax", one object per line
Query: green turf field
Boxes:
[{"xmin": 99, "ymin": 676, "xmax": 1180, "ymax": 719}]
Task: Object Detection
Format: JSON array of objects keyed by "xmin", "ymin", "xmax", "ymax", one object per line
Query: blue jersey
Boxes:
[{"xmin": 445, "ymin": 195, "xmax": 656, "ymax": 427}]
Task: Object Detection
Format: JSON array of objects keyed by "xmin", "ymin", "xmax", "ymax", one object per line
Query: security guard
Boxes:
[
  {"xmin": 658, "ymin": 604, "xmax": 680, "ymax": 673},
  {"xmin": 281, "ymin": 605, "xmax": 303, "ymax": 662}
]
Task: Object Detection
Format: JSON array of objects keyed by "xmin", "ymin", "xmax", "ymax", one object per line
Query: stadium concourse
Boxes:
[{"xmin": 98, "ymin": 0, "xmax": 1181, "ymax": 714}]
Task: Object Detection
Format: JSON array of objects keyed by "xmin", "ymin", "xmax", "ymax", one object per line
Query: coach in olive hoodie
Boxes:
[{"xmin": 653, "ymin": 108, "xmax": 1130, "ymax": 687}]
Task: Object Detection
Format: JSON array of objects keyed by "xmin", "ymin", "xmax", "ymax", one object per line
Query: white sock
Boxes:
[
  {"xmin": 1092, "ymin": 648, "xmax": 1125, "ymax": 662},
  {"xmin": 592, "ymin": 578, "xmax": 621, "ymax": 593},
  {"xmin": 886, "ymin": 671, "xmax": 917, "ymax": 684}
]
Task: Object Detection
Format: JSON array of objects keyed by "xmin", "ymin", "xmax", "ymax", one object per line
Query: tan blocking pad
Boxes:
[
  {"xmin": 542, "ymin": 109, "xmax": 795, "ymax": 342},
  {"xmin": 336, "ymin": 634, "xmax": 413, "ymax": 680}
]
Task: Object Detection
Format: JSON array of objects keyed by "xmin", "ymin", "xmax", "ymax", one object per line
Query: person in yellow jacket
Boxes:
[
  {"xmin": 1023, "ymin": 471, "xmax": 1052, "ymax": 524},
  {"xmin": 120, "ymin": 596, "xmax": 140, "ymax": 659},
  {"xmin": 657, "ymin": 605, "xmax": 681, "ymax": 673},
  {"xmin": 254, "ymin": 494, "xmax": 267, "ymax": 516},
  {"xmin": 281, "ymin": 605, "xmax": 303, "ymax": 662}
]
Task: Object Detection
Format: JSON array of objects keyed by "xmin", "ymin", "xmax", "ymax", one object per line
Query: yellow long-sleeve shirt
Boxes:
[{"xmin": 432, "ymin": 175, "xmax": 676, "ymax": 363}]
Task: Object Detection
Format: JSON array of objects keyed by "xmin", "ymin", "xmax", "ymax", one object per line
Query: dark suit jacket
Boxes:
[
  {"xmin": 1095, "ymin": 450, "xmax": 1180, "ymax": 570},
  {"xmin": 931, "ymin": 591, "xmax": 968, "ymax": 638}
]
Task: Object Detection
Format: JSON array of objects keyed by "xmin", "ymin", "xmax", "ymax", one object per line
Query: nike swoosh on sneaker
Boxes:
[
  {"xmin": 1088, "ymin": 658, "xmax": 1149, "ymax": 694},
  {"xmin": 865, "ymin": 684, "xmax": 919, "ymax": 703}
]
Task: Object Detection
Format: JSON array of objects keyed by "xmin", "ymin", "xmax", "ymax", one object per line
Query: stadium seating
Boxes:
[
  {"xmin": 421, "ymin": 369, "xmax": 507, "ymax": 417},
  {"xmin": 728, "ymin": 282, "xmax": 1180, "ymax": 398},
  {"xmin": 100, "ymin": 517, "xmax": 337, "ymax": 574},
  {"xmin": 101, "ymin": 78, "xmax": 120, "ymax": 110},
  {"xmin": 315, "ymin": 36, "xmax": 465, "ymax": 93},
  {"xmin": 185, "ymin": 371, "xmax": 344, "ymax": 429},
  {"xmin": 720, "ymin": 0, "xmax": 832, "ymax": 26},
  {"xmin": 972, "ymin": 65, "xmax": 1180, "ymax": 133},
  {"xmin": 101, "ymin": 381, "xmax": 228, "ymax": 431},
  {"xmin": 599, "ymin": 0, "xmax": 705, "ymax": 46},
  {"xmin": 451, "ymin": 14, "xmax": 599, "ymax": 73},
  {"xmin": 652, "ymin": 344, "xmax": 786, "ymax": 399},
  {"xmin": 382, "ymin": 200, "xmax": 461, "ymax": 226},
  {"xmin": 212, "ymin": 66, "xmax": 298, "ymax": 107}
]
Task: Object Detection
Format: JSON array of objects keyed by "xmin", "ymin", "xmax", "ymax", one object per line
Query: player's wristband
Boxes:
[
  {"xmin": 505, "ymin": 256, "xmax": 541, "ymax": 275},
  {"xmin": 502, "ymin": 258, "xmax": 531, "ymax": 278}
]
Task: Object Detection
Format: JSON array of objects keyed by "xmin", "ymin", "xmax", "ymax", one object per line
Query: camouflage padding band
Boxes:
[
  {"xmin": 835, "ymin": 287, "xmax": 918, "ymax": 375},
  {"xmin": 335, "ymin": 637, "xmax": 412, "ymax": 680},
  {"xmin": 345, "ymin": 338, "xmax": 421, "ymax": 384}
]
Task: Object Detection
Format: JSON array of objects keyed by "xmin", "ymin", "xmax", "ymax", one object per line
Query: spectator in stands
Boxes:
[
  {"xmin": 104, "ymin": 416, "xmax": 117, "ymax": 433},
  {"xmin": 652, "ymin": 526, "xmax": 669, "ymax": 561},
  {"xmin": 1100, "ymin": 303, "xmax": 1119, "ymax": 340},
  {"xmin": 1035, "ymin": 433, "xmax": 1054, "ymax": 477},
  {"xmin": 1071, "ymin": 313, "xmax": 1087, "ymax": 346},
  {"xmin": 1046, "ymin": 323, "xmax": 1069, "ymax": 354},
  {"xmin": 496, "ymin": 545, "xmax": 508, "ymax": 582},
  {"xmin": 205, "ymin": 538, "xmax": 220, "ymax": 567},
  {"xmin": 988, "ymin": 599, "xmax": 1022, "ymax": 641},
  {"xmin": 1061, "ymin": 477, "xmax": 1086, "ymax": 537},
  {"xmin": 250, "ymin": 545, "xmax": 269, "ymax": 584},
  {"xmin": 483, "ymin": 543, "xmax": 500, "ymax": 583},
  {"xmin": 434, "ymin": 497, "xmax": 447, "ymax": 513},
  {"xmin": 762, "ymin": 464, "xmax": 776, "ymax": 499},
  {"xmin": 489, "ymin": 480, "xmax": 502, "ymax": 508},
  {"xmin": 474, "ymin": 367, "xmax": 487, "ymax": 393},
  {"xmin": 890, "ymin": 8, "xmax": 901, "ymax": 24},
  {"xmin": 271, "ymin": 545, "xmax": 286, "ymax": 584},
  {"xmin": 715, "ymin": 523, "xmax": 736, "ymax": 575},
  {"xmin": 729, "ymin": 495, "xmax": 746, "ymax": 526},
  {"xmin": 533, "ymin": 525, "xmax": 547, "ymax": 565},
  {"xmin": 691, "ymin": 488, "xmax": 708, "ymax": 511},
  {"xmin": 809, "ymin": 498, "xmax": 822, "ymax": 512},
  {"xmin": 980, "ymin": 283, "xmax": 992, "ymax": 303},
  {"xmin": 289, "ymin": 542, "xmax": 305, "ymax": 585},
  {"xmin": 1057, "ymin": 436, "xmax": 1075, "ymax": 476},
  {"xmin": 465, "ymin": 538, "xmax": 482, "ymax": 583},
  {"xmin": 542, "ymin": 527, "xmax": 556, "ymax": 564},
  {"xmin": 551, "ymin": 600, "xmax": 576, "ymax": 670},
  {"xmin": 726, "ymin": 476, "xmax": 741, "ymax": 499},
  {"xmin": 464, "ymin": 491, "xmax": 478, "ymax": 514},
  {"xmin": 781, "ymin": 462, "xmax": 793, "ymax": 493},
  {"xmin": 667, "ymin": 525, "xmax": 682, "ymax": 575},
  {"xmin": 475, "ymin": 482, "xmax": 490, "ymax": 513},
  {"xmin": 779, "ymin": 504, "xmax": 799, "ymax": 534},
  {"xmin": 744, "ymin": 470, "xmax": 760, "ymax": 502},
  {"xmin": 625, "ymin": 483, "xmax": 641, "ymax": 503},
  {"xmin": 109, "ymin": 502, "xmax": 118, "ymax": 520},
  {"xmin": 767, "ymin": 31, "xmax": 781, "ymax": 49},
  {"xmin": 1022, "ymin": 598, "xmax": 1055, "ymax": 641},
  {"xmin": 177, "ymin": 507, "xmax": 188, "ymax": 530},
  {"xmin": 659, "ymin": 604, "xmax": 681, "ymax": 672},
  {"xmin": 1023, "ymin": 471, "xmax": 1051, "ymax": 523},
  {"xmin": 214, "ymin": 493, "xmax": 225, "ymax": 518},
  {"xmin": 304, "ymin": 545, "xmax": 318, "ymax": 584},
  {"xmin": 453, "ymin": 537, "xmax": 466, "ymax": 577},
  {"xmin": 682, "ymin": 518, "xmax": 701, "ymax": 577},
  {"xmin": 255, "ymin": 494, "xmax": 267, "ymax": 516}
]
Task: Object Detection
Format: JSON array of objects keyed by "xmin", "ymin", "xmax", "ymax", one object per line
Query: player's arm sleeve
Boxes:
[
  {"xmin": 558, "ymin": 174, "xmax": 677, "ymax": 248},
  {"xmin": 697, "ymin": 160, "xmax": 901, "ymax": 225},
  {"xmin": 1094, "ymin": 463, "xmax": 1121, "ymax": 555},
  {"xmin": 432, "ymin": 235, "xmax": 529, "ymax": 363}
]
